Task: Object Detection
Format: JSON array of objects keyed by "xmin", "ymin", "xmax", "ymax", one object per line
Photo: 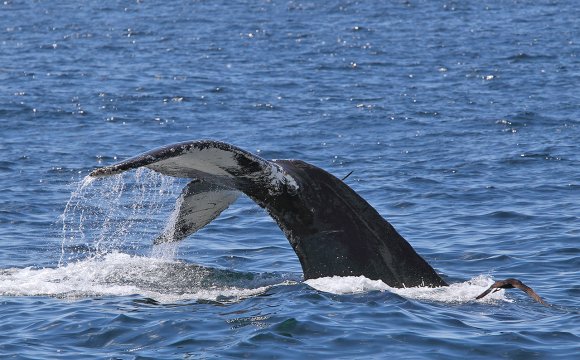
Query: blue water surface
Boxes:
[{"xmin": 1, "ymin": 1, "xmax": 579, "ymax": 359}]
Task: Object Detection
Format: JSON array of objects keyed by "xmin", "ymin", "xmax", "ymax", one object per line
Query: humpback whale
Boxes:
[{"xmin": 89, "ymin": 140, "xmax": 547, "ymax": 304}]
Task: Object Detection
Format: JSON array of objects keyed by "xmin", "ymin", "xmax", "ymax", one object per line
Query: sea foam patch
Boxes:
[
  {"xmin": 0, "ymin": 252, "xmax": 271, "ymax": 304},
  {"xmin": 0, "ymin": 252, "xmax": 508, "ymax": 305},
  {"xmin": 305, "ymin": 274, "xmax": 509, "ymax": 304}
]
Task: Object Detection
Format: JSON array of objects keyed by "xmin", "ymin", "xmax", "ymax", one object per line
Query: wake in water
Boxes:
[
  {"xmin": 0, "ymin": 252, "xmax": 506, "ymax": 304},
  {"xmin": 0, "ymin": 170, "xmax": 510, "ymax": 305},
  {"xmin": 306, "ymin": 275, "xmax": 509, "ymax": 304}
]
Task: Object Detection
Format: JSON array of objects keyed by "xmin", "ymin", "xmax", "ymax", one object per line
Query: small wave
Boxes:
[
  {"xmin": 505, "ymin": 53, "xmax": 556, "ymax": 63},
  {"xmin": 518, "ymin": 152, "xmax": 563, "ymax": 161},
  {"xmin": 484, "ymin": 210, "xmax": 535, "ymax": 220},
  {"xmin": 0, "ymin": 160, "xmax": 15, "ymax": 172},
  {"xmin": 407, "ymin": 176, "xmax": 440, "ymax": 185},
  {"xmin": 305, "ymin": 275, "xmax": 509, "ymax": 304}
]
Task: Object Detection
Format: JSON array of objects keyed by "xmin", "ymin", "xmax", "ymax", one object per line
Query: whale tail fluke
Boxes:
[
  {"xmin": 154, "ymin": 180, "xmax": 239, "ymax": 244},
  {"xmin": 89, "ymin": 139, "xmax": 447, "ymax": 288},
  {"xmin": 90, "ymin": 139, "xmax": 550, "ymax": 304}
]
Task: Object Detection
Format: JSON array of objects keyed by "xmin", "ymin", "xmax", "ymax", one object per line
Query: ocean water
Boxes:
[{"xmin": 1, "ymin": 0, "xmax": 579, "ymax": 358}]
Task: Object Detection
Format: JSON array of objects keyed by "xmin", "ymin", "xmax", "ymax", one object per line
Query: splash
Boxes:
[
  {"xmin": 43, "ymin": 169, "xmax": 512, "ymax": 305},
  {"xmin": 150, "ymin": 242, "xmax": 181, "ymax": 260},
  {"xmin": 41, "ymin": 173, "xmax": 284, "ymax": 303},
  {"xmin": 59, "ymin": 169, "xmax": 182, "ymax": 265},
  {"xmin": 148, "ymin": 191, "xmax": 185, "ymax": 260},
  {"xmin": 305, "ymin": 275, "xmax": 511, "ymax": 304}
]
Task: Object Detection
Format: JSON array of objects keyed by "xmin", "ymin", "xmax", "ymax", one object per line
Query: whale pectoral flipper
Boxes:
[{"xmin": 154, "ymin": 179, "xmax": 240, "ymax": 244}]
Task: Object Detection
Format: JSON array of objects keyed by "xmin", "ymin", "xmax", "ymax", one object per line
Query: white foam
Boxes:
[
  {"xmin": 0, "ymin": 252, "xmax": 269, "ymax": 304},
  {"xmin": 305, "ymin": 274, "xmax": 510, "ymax": 304},
  {"xmin": 305, "ymin": 275, "xmax": 390, "ymax": 294},
  {"xmin": 1, "ymin": 254, "xmax": 508, "ymax": 305}
]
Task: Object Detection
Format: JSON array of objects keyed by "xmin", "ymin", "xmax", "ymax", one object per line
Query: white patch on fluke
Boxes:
[
  {"xmin": 149, "ymin": 147, "xmax": 240, "ymax": 177},
  {"xmin": 305, "ymin": 275, "xmax": 510, "ymax": 304},
  {"xmin": 268, "ymin": 163, "xmax": 299, "ymax": 193}
]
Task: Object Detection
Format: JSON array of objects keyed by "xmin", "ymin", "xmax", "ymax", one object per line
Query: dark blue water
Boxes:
[{"xmin": 1, "ymin": 1, "xmax": 579, "ymax": 358}]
